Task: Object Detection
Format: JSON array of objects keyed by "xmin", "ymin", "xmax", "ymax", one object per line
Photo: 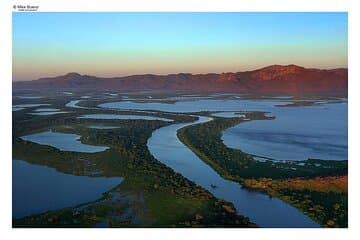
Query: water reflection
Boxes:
[
  {"xmin": 20, "ymin": 131, "xmax": 109, "ymax": 153},
  {"xmin": 13, "ymin": 160, "xmax": 123, "ymax": 218}
]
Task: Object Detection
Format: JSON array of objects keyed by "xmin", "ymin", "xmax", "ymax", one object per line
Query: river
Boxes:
[{"xmin": 147, "ymin": 116, "xmax": 319, "ymax": 227}]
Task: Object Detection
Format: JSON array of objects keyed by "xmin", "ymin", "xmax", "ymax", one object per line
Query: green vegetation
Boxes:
[
  {"xmin": 178, "ymin": 114, "xmax": 347, "ymax": 180},
  {"xmin": 13, "ymin": 100, "xmax": 254, "ymax": 227},
  {"xmin": 243, "ymin": 176, "xmax": 348, "ymax": 227},
  {"xmin": 13, "ymin": 92, "xmax": 347, "ymax": 227},
  {"xmin": 177, "ymin": 114, "xmax": 348, "ymax": 227}
]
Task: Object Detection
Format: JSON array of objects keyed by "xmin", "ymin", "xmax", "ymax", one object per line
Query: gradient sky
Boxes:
[{"xmin": 13, "ymin": 12, "xmax": 347, "ymax": 81}]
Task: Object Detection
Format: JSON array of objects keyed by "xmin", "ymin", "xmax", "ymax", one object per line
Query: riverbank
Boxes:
[
  {"xmin": 243, "ymin": 176, "xmax": 347, "ymax": 227},
  {"xmin": 177, "ymin": 115, "xmax": 348, "ymax": 227},
  {"xmin": 13, "ymin": 106, "xmax": 254, "ymax": 227}
]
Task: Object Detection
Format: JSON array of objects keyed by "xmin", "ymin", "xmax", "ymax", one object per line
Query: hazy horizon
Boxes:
[
  {"xmin": 13, "ymin": 12, "xmax": 347, "ymax": 81},
  {"xmin": 12, "ymin": 63, "xmax": 348, "ymax": 82}
]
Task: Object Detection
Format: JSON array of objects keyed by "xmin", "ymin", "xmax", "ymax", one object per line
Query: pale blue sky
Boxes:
[{"xmin": 13, "ymin": 12, "xmax": 347, "ymax": 81}]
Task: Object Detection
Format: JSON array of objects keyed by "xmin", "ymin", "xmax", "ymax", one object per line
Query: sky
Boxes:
[{"xmin": 12, "ymin": 12, "xmax": 347, "ymax": 81}]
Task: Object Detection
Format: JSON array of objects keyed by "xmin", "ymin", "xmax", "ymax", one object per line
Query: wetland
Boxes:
[{"xmin": 12, "ymin": 90, "xmax": 347, "ymax": 227}]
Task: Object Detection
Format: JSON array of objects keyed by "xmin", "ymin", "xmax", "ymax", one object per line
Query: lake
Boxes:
[
  {"xmin": 29, "ymin": 111, "xmax": 69, "ymax": 116},
  {"xmin": 14, "ymin": 96, "xmax": 347, "ymax": 227},
  {"xmin": 20, "ymin": 131, "xmax": 109, "ymax": 153},
  {"xmin": 16, "ymin": 96, "xmax": 43, "ymax": 99},
  {"xmin": 99, "ymin": 99, "xmax": 286, "ymax": 113},
  {"xmin": 109, "ymin": 97, "xmax": 346, "ymax": 226},
  {"xmin": 34, "ymin": 108, "xmax": 60, "ymax": 112},
  {"xmin": 78, "ymin": 114, "xmax": 174, "ymax": 122},
  {"xmin": 101, "ymin": 98, "xmax": 347, "ymax": 161},
  {"xmin": 222, "ymin": 102, "xmax": 347, "ymax": 160},
  {"xmin": 13, "ymin": 159, "xmax": 123, "ymax": 219},
  {"xmin": 13, "ymin": 103, "xmax": 50, "ymax": 108}
]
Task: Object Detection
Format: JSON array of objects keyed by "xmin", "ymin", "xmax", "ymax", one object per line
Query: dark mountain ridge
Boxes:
[{"xmin": 13, "ymin": 65, "xmax": 348, "ymax": 95}]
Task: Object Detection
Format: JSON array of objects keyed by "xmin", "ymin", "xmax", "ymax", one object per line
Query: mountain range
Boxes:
[{"xmin": 13, "ymin": 65, "xmax": 348, "ymax": 95}]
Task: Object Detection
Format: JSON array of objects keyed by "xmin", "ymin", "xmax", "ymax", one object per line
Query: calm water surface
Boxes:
[
  {"xmin": 147, "ymin": 116, "xmax": 319, "ymax": 227},
  {"xmin": 12, "ymin": 107, "xmax": 25, "ymax": 111},
  {"xmin": 15, "ymin": 97, "xmax": 345, "ymax": 226},
  {"xmin": 29, "ymin": 111, "xmax": 69, "ymax": 116},
  {"xmin": 13, "ymin": 103, "xmax": 50, "ymax": 108},
  {"xmin": 102, "ymin": 99, "xmax": 347, "ymax": 161},
  {"xmin": 13, "ymin": 159, "xmax": 123, "ymax": 218},
  {"xmin": 34, "ymin": 108, "xmax": 60, "ymax": 112},
  {"xmin": 99, "ymin": 99, "xmax": 284, "ymax": 113},
  {"xmin": 16, "ymin": 96, "xmax": 43, "ymax": 99},
  {"xmin": 78, "ymin": 114, "xmax": 173, "ymax": 122},
  {"xmin": 211, "ymin": 112, "xmax": 246, "ymax": 118},
  {"xmin": 20, "ymin": 131, "xmax": 109, "ymax": 153},
  {"xmin": 222, "ymin": 102, "xmax": 347, "ymax": 160}
]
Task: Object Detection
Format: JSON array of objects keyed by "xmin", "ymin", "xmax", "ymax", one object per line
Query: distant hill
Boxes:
[{"xmin": 13, "ymin": 65, "xmax": 348, "ymax": 95}]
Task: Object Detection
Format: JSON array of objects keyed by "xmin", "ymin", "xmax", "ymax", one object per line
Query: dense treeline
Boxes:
[
  {"xmin": 178, "ymin": 115, "xmax": 348, "ymax": 227},
  {"xmin": 178, "ymin": 115, "xmax": 347, "ymax": 180},
  {"xmin": 13, "ymin": 101, "xmax": 253, "ymax": 227},
  {"xmin": 243, "ymin": 176, "xmax": 348, "ymax": 227}
]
